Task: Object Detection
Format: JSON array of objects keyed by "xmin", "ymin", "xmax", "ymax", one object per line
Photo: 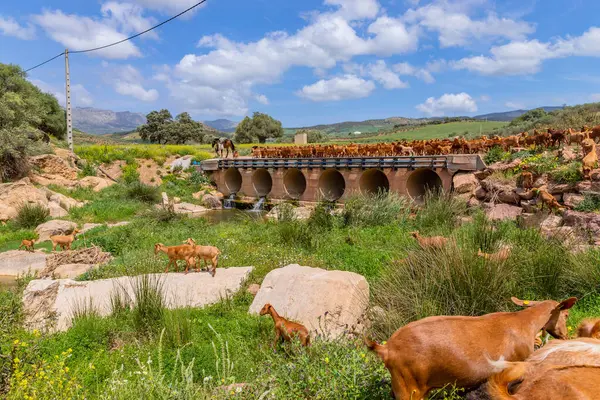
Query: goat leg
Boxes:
[{"xmin": 272, "ymin": 330, "xmax": 281, "ymax": 352}]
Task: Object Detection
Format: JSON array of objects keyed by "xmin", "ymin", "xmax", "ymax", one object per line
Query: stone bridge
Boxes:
[{"xmin": 199, "ymin": 155, "xmax": 486, "ymax": 202}]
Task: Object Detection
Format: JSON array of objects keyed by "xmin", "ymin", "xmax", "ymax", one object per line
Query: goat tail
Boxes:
[
  {"xmin": 487, "ymin": 362, "xmax": 528, "ymax": 400},
  {"xmin": 230, "ymin": 140, "xmax": 236, "ymax": 151},
  {"xmin": 363, "ymin": 335, "xmax": 388, "ymax": 363}
]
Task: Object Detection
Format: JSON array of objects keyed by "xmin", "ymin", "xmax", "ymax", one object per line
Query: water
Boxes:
[
  {"xmin": 223, "ymin": 194, "xmax": 236, "ymax": 209},
  {"xmin": 203, "ymin": 210, "xmax": 266, "ymax": 224},
  {"xmin": 250, "ymin": 197, "xmax": 266, "ymax": 212}
]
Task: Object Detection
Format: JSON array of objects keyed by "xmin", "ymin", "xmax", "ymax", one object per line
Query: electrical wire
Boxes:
[{"xmin": 24, "ymin": 0, "xmax": 208, "ymax": 71}]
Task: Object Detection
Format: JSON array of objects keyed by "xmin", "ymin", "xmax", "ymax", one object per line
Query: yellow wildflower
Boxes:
[
  {"xmin": 13, "ymin": 357, "xmax": 20, "ymax": 364},
  {"xmin": 13, "ymin": 339, "xmax": 19, "ymax": 345},
  {"xmin": 33, "ymin": 329, "xmax": 40, "ymax": 337},
  {"xmin": 325, "ymin": 357, "xmax": 330, "ymax": 364}
]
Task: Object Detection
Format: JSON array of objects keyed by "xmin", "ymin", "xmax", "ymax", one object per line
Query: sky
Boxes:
[{"xmin": 1, "ymin": 0, "xmax": 600, "ymax": 127}]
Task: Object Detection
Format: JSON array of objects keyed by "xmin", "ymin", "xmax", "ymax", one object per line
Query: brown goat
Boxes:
[
  {"xmin": 581, "ymin": 138, "xmax": 597, "ymax": 179},
  {"xmin": 519, "ymin": 171, "xmax": 533, "ymax": 190},
  {"xmin": 50, "ymin": 229, "xmax": 80, "ymax": 251},
  {"xmin": 18, "ymin": 239, "xmax": 36, "ymax": 252},
  {"xmin": 364, "ymin": 296, "xmax": 577, "ymax": 400},
  {"xmin": 410, "ymin": 231, "xmax": 448, "ymax": 249},
  {"xmin": 535, "ymin": 188, "xmax": 564, "ymax": 213},
  {"xmin": 578, "ymin": 318, "xmax": 600, "ymax": 339},
  {"xmin": 477, "ymin": 246, "xmax": 512, "ymax": 262},
  {"xmin": 259, "ymin": 303, "xmax": 310, "ymax": 349},
  {"xmin": 154, "ymin": 243, "xmax": 196, "ymax": 273},
  {"xmin": 184, "ymin": 238, "xmax": 220, "ymax": 277}
]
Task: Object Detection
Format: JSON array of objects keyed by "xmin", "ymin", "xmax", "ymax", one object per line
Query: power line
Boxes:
[{"xmin": 24, "ymin": 0, "xmax": 209, "ymax": 71}]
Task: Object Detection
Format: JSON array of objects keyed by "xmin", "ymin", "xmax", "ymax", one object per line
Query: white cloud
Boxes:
[
  {"xmin": 393, "ymin": 62, "xmax": 435, "ymax": 83},
  {"xmin": 30, "ymin": 79, "xmax": 93, "ymax": 107},
  {"xmin": 297, "ymin": 75, "xmax": 376, "ymax": 102},
  {"xmin": 416, "ymin": 92, "xmax": 478, "ymax": 116},
  {"xmin": 101, "ymin": 2, "xmax": 158, "ymax": 39},
  {"xmin": 480, "ymin": 95, "xmax": 491, "ymax": 102},
  {"xmin": 366, "ymin": 60, "xmax": 408, "ymax": 89},
  {"xmin": 324, "ymin": 0, "xmax": 380, "ymax": 20},
  {"xmin": 105, "ymin": 64, "xmax": 158, "ymax": 102},
  {"xmin": 505, "ymin": 101, "xmax": 525, "ymax": 109},
  {"xmin": 0, "ymin": 16, "xmax": 35, "ymax": 40},
  {"xmin": 255, "ymin": 94, "xmax": 269, "ymax": 105},
  {"xmin": 130, "ymin": 0, "xmax": 206, "ymax": 14},
  {"xmin": 404, "ymin": 4, "xmax": 535, "ymax": 47},
  {"xmin": 32, "ymin": 8, "xmax": 153, "ymax": 59},
  {"xmin": 454, "ymin": 27, "xmax": 600, "ymax": 76}
]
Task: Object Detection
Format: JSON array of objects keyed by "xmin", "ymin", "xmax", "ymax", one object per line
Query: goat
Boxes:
[
  {"xmin": 410, "ymin": 231, "xmax": 448, "ymax": 249},
  {"xmin": 519, "ymin": 171, "xmax": 533, "ymax": 190},
  {"xmin": 534, "ymin": 188, "xmax": 564, "ymax": 213},
  {"xmin": 18, "ymin": 239, "xmax": 36, "ymax": 252},
  {"xmin": 154, "ymin": 243, "xmax": 196, "ymax": 273},
  {"xmin": 477, "ymin": 245, "xmax": 512, "ymax": 262},
  {"xmin": 259, "ymin": 303, "xmax": 310, "ymax": 349},
  {"xmin": 183, "ymin": 238, "xmax": 220, "ymax": 277},
  {"xmin": 581, "ymin": 138, "xmax": 597, "ymax": 179},
  {"xmin": 364, "ymin": 296, "xmax": 577, "ymax": 400},
  {"xmin": 578, "ymin": 319, "xmax": 600, "ymax": 339},
  {"xmin": 50, "ymin": 229, "xmax": 80, "ymax": 252}
]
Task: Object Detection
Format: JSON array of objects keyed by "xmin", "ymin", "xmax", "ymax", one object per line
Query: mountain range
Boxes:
[{"xmin": 73, "ymin": 106, "xmax": 564, "ymax": 135}]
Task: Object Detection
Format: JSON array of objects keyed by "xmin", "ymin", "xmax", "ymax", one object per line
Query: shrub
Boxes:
[
  {"xmin": 125, "ymin": 181, "xmax": 160, "ymax": 203},
  {"xmin": 574, "ymin": 193, "xmax": 600, "ymax": 212},
  {"xmin": 14, "ymin": 203, "xmax": 49, "ymax": 228},
  {"xmin": 550, "ymin": 161, "xmax": 583, "ymax": 183},
  {"xmin": 278, "ymin": 220, "xmax": 316, "ymax": 250},
  {"xmin": 308, "ymin": 201, "xmax": 335, "ymax": 230},
  {"xmin": 131, "ymin": 275, "xmax": 165, "ymax": 338},
  {"xmin": 78, "ymin": 162, "xmax": 97, "ymax": 178},
  {"xmin": 0, "ymin": 130, "xmax": 49, "ymax": 182},
  {"xmin": 121, "ymin": 162, "xmax": 140, "ymax": 184},
  {"xmin": 484, "ymin": 146, "xmax": 506, "ymax": 164},
  {"xmin": 189, "ymin": 170, "xmax": 211, "ymax": 186},
  {"xmin": 341, "ymin": 192, "xmax": 408, "ymax": 227},
  {"xmin": 413, "ymin": 190, "xmax": 467, "ymax": 235}
]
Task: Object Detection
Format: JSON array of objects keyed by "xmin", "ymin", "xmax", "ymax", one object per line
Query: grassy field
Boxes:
[{"xmin": 2, "ymin": 177, "xmax": 600, "ymax": 399}]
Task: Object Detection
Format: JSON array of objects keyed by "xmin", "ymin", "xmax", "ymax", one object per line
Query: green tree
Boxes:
[
  {"xmin": 234, "ymin": 112, "xmax": 283, "ymax": 143},
  {"xmin": 174, "ymin": 112, "xmax": 205, "ymax": 144},
  {"xmin": 138, "ymin": 110, "xmax": 207, "ymax": 144},
  {"xmin": 510, "ymin": 108, "xmax": 548, "ymax": 126}
]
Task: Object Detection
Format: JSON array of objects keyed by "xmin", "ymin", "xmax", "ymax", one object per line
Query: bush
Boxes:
[
  {"xmin": 121, "ymin": 162, "xmax": 140, "ymax": 184},
  {"xmin": 14, "ymin": 203, "xmax": 49, "ymax": 228},
  {"xmin": 484, "ymin": 146, "xmax": 506, "ymax": 164},
  {"xmin": 189, "ymin": 170, "xmax": 211, "ymax": 186},
  {"xmin": 413, "ymin": 190, "xmax": 467, "ymax": 235},
  {"xmin": 126, "ymin": 181, "xmax": 160, "ymax": 203},
  {"xmin": 574, "ymin": 193, "xmax": 600, "ymax": 212},
  {"xmin": 341, "ymin": 192, "xmax": 408, "ymax": 227},
  {"xmin": 0, "ymin": 130, "xmax": 33, "ymax": 182},
  {"xmin": 78, "ymin": 162, "xmax": 97, "ymax": 178},
  {"xmin": 550, "ymin": 161, "xmax": 583, "ymax": 183},
  {"xmin": 131, "ymin": 275, "xmax": 165, "ymax": 338}
]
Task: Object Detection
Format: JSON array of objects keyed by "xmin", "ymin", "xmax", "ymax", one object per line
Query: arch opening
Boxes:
[
  {"xmin": 224, "ymin": 168, "xmax": 242, "ymax": 194},
  {"xmin": 359, "ymin": 169, "xmax": 390, "ymax": 195},
  {"xmin": 407, "ymin": 168, "xmax": 442, "ymax": 201},
  {"xmin": 283, "ymin": 168, "xmax": 307, "ymax": 199},
  {"xmin": 252, "ymin": 168, "xmax": 273, "ymax": 197},
  {"xmin": 318, "ymin": 169, "xmax": 346, "ymax": 201}
]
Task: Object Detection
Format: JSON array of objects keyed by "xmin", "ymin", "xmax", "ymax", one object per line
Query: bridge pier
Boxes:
[{"xmin": 201, "ymin": 155, "xmax": 484, "ymax": 202}]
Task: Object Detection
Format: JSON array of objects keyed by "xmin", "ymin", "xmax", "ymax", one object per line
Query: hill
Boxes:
[
  {"xmin": 474, "ymin": 107, "xmax": 564, "ymax": 122},
  {"xmin": 204, "ymin": 119, "xmax": 238, "ymax": 132},
  {"xmin": 286, "ymin": 117, "xmax": 438, "ymax": 136},
  {"xmin": 72, "ymin": 107, "xmax": 147, "ymax": 135}
]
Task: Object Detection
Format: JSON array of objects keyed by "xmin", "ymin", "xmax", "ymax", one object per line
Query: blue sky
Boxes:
[{"xmin": 1, "ymin": 0, "xmax": 600, "ymax": 127}]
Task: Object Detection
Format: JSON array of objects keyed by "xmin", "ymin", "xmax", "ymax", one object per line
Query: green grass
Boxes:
[{"xmin": 74, "ymin": 144, "xmax": 213, "ymax": 165}]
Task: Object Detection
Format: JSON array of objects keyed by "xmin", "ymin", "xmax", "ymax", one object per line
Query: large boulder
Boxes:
[
  {"xmin": 563, "ymin": 211, "xmax": 600, "ymax": 243},
  {"xmin": 171, "ymin": 156, "xmax": 193, "ymax": 172},
  {"xmin": 563, "ymin": 193, "xmax": 585, "ymax": 209},
  {"xmin": 266, "ymin": 205, "xmax": 312, "ymax": 221},
  {"xmin": 23, "ymin": 267, "xmax": 253, "ymax": 332},
  {"xmin": 485, "ymin": 203, "xmax": 523, "ymax": 221},
  {"xmin": 29, "ymin": 154, "xmax": 79, "ymax": 187},
  {"xmin": 77, "ymin": 176, "xmax": 115, "ymax": 192},
  {"xmin": 453, "ymin": 173, "xmax": 479, "ymax": 195},
  {"xmin": 0, "ymin": 250, "xmax": 48, "ymax": 277},
  {"xmin": 488, "ymin": 159, "xmax": 521, "ymax": 173},
  {"xmin": 43, "ymin": 264, "xmax": 95, "ymax": 279},
  {"xmin": 0, "ymin": 178, "xmax": 49, "ymax": 221},
  {"xmin": 47, "ymin": 202, "xmax": 68, "ymax": 218},
  {"xmin": 480, "ymin": 180, "xmax": 520, "ymax": 205},
  {"xmin": 248, "ymin": 264, "xmax": 369, "ymax": 339},
  {"xmin": 35, "ymin": 220, "xmax": 78, "ymax": 243},
  {"xmin": 173, "ymin": 202, "xmax": 209, "ymax": 217}
]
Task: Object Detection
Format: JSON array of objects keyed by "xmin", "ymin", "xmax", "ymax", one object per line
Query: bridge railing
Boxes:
[{"xmin": 203, "ymin": 156, "xmax": 449, "ymax": 170}]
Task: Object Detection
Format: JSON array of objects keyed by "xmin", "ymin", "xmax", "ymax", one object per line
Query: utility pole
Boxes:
[{"xmin": 64, "ymin": 49, "xmax": 73, "ymax": 151}]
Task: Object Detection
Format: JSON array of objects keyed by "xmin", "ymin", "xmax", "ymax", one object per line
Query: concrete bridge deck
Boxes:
[{"xmin": 198, "ymin": 154, "xmax": 485, "ymax": 202}]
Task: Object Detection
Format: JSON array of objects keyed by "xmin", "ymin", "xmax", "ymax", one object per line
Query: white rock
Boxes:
[
  {"xmin": 170, "ymin": 156, "xmax": 192, "ymax": 171},
  {"xmin": 48, "ymin": 201, "xmax": 68, "ymax": 218},
  {"xmin": 23, "ymin": 267, "xmax": 253, "ymax": 332},
  {"xmin": 35, "ymin": 220, "xmax": 77, "ymax": 243},
  {"xmin": 0, "ymin": 178, "xmax": 49, "ymax": 221},
  {"xmin": 485, "ymin": 204, "xmax": 523, "ymax": 221},
  {"xmin": 540, "ymin": 215, "xmax": 563, "ymax": 230},
  {"xmin": 77, "ymin": 176, "xmax": 115, "ymax": 192},
  {"xmin": 46, "ymin": 264, "xmax": 94, "ymax": 279},
  {"xmin": 79, "ymin": 223, "xmax": 103, "ymax": 234},
  {"xmin": 0, "ymin": 250, "xmax": 47, "ymax": 277},
  {"xmin": 107, "ymin": 221, "xmax": 130, "ymax": 228},
  {"xmin": 453, "ymin": 173, "xmax": 478, "ymax": 195},
  {"xmin": 173, "ymin": 202, "xmax": 209, "ymax": 217},
  {"xmin": 248, "ymin": 264, "xmax": 369, "ymax": 339},
  {"xmin": 266, "ymin": 205, "xmax": 312, "ymax": 221}
]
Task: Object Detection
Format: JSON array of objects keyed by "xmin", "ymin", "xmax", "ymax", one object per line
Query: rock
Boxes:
[
  {"xmin": 559, "ymin": 147, "xmax": 578, "ymax": 162},
  {"xmin": 474, "ymin": 169, "xmax": 492, "ymax": 180},
  {"xmin": 518, "ymin": 213, "xmax": 539, "ymax": 228},
  {"xmin": 485, "ymin": 204, "xmax": 523, "ymax": 221},
  {"xmin": 162, "ymin": 192, "xmax": 170, "ymax": 207},
  {"xmin": 107, "ymin": 221, "xmax": 130, "ymax": 228},
  {"xmin": 540, "ymin": 215, "xmax": 563, "ymax": 230},
  {"xmin": 547, "ymin": 183, "xmax": 576, "ymax": 195},
  {"xmin": 475, "ymin": 186, "xmax": 487, "ymax": 200},
  {"xmin": 453, "ymin": 173, "xmax": 479, "ymax": 194},
  {"xmin": 467, "ymin": 197, "xmax": 481, "ymax": 208},
  {"xmin": 488, "ymin": 159, "xmax": 521, "ymax": 173},
  {"xmin": 266, "ymin": 205, "xmax": 312, "ymax": 221},
  {"xmin": 480, "ymin": 180, "xmax": 520, "ymax": 205},
  {"xmin": 47, "ymin": 191, "xmax": 84, "ymax": 210},
  {"xmin": 23, "ymin": 267, "xmax": 253, "ymax": 332},
  {"xmin": 170, "ymin": 156, "xmax": 193, "ymax": 172},
  {"xmin": 590, "ymin": 169, "xmax": 600, "ymax": 182},
  {"xmin": 455, "ymin": 192, "xmax": 472, "ymax": 204},
  {"xmin": 533, "ymin": 175, "xmax": 548, "ymax": 188},
  {"xmin": 497, "ymin": 191, "xmax": 521, "ymax": 205},
  {"xmin": 77, "ymin": 176, "xmax": 115, "ymax": 192},
  {"xmin": 47, "ymin": 202, "xmax": 68, "ymax": 218},
  {"xmin": 563, "ymin": 211, "xmax": 600, "ymax": 241},
  {"xmin": 247, "ymin": 283, "xmax": 260, "ymax": 296},
  {"xmin": 201, "ymin": 193, "xmax": 222, "ymax": 209},
  {"xmin": 46, "ymin": 264, "xmax": 94, "ymax": 279},
  {"xmin": 563, "ymin": 193, "xmax": 585, "ymax": 209},
  {"xmin": 521, "ymin": 200, "xmax": 537, "ymax": 213},
  {"xmin": 541, "ymin": 226, "xmax": 577, "ymax": 244},
  {"xmin": 173, "ymin": 202, "xmax": 209, "ymax": 217},
  {"xmin": 29, "ymin": 154, "xmax": 78, "ymax": 180},
  {"xmin": 248, "ymin": 264, "xmax": 369, "ymax": 339},
  {"xmin": 0, "ymin": 178, "xmax": 49, "ymax": 221},
  {"xmin": 0, "ymin": 250, "xmax": 47, "ymax": 277},
  {"xmin": 173, "ymin": 197, "xmax": 181, "ymax": 204},
  {"xmin": 35, "ymin": 220, "xmax": 77, "ymax": 243},
  {"xmin": 79, "ymin": 223, "xmax": 103, "ymax": 234}
]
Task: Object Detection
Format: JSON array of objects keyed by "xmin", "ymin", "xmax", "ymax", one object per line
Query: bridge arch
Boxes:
[
  {"xmin": 359, "ymin": 169, "xmax": 390, "ymax": 195},
  {"xmin": 318, "ymin": 169, "xmax": 346, "ymax": 201},
  {"xmin": 224, "ymin": 168, "xmax": 242, "ymax": 194},
  {"xmin": 407, "ymin": 168, "xmax": 442, "ymax": 200},
  {"xmin": 252, "ymin": 168, "xmax": 273, "ymax": 197},
  {"xmin": 283, "ymin": 168, "xmax": 307, "ymax": 199}
]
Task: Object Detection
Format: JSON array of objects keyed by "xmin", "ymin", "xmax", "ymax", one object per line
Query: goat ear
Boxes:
[
  {"xmin": 557, "ymin": 297, "xmax": 577, "ymax": 310},
  {"xmin": 511, "ymin": 297, "xmax": 532, "ymax": 307}
]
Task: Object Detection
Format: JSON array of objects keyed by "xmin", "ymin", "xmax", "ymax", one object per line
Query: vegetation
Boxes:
[
  {"xmin": 74, "ymin": 144, "xmax": 213, "ymax": 165},
  {"xmin": 234, "ymin": 112, "xmax": 284, "ymax": 144},
  {"xmin": 137, "ymin": 110, "xmax": 210, "ymax": 144},
  {"xmin": 14, "ymin": 203, "xmax": 49, "ymax": 229}
]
